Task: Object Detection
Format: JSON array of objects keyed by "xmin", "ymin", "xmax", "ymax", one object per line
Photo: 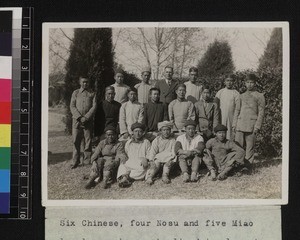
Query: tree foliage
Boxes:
[
  {"xmin": 63, "ymin": 28, "xmax": 114, "ymax": 134},
  {"xmin": 197, "ymin": 40, "xmax": 235, "ymax": 80}
]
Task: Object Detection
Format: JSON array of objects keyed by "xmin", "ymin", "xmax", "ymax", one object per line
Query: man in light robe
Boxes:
[
  {"xmin": 215, "ymin": 76, "xmax": 240, "ymax": 140},
  {"xmin": 184, "ymin": 67, "xmax": 203, "ymax": 104},
  {"xmin": 111, "ymin": 69, "xmax": 131, "ymax": 104},
  {"xmin": 134, "ymin": 66, "xmax": 153, "ymax": 104}
]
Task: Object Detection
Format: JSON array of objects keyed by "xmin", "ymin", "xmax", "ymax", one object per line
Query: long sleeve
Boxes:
[
  {"xmin": 188, "ymin": 102, "xmax": 196, "ymax": 121},
  {"xmin": 163, "ymin": 103, "xmax": 169, "ymax": 121},
  {"xmin": 137, "ymin": 104, "xmax": 144, "ymax": 123},
  {"xmin": 254, "ymin": 94, "xmax": 266, "ymax": 130},
  {"xmin": 145, "ymin": 140, "xmax": 152, "ymax": 160},
  {"xmin": 232, "ymin": 92, "xmax": 240, "ymax": 128},
  {"xmin": 174, "ymin": 141, "xmax": 183, "ymax": 154},
  {"xmin": 213, "ymin": 103, "xmax": 220, "ymax": 129},
  {"xmin": 148, "ymin": 138, "xmax": 159, "ymax": 161},
  {"xmin": 205, "ymin": 139, "xmax": 213, "ymax": 151},
  {"xmin": 119, "ymin": 103, "xmax": 128, "ymax": 135},
  {"xmin": 168, "ymin": 101, "xmax": 175, "ymax": 123},
  {"xmin": 84, "ymin": 95, "xmax": 97, "ymax": 121},
  {"xmin": 70, "ymin": 91, "xmax": 81, "ymax": 120},
  {"xmin": 115, "ymin": 142, "xmax": 127, "ymax": 162},
  {"xmin": 142, "ymin": 104, "xmax": 148, "ymax": 131},
  {"xmin": 90, "ymin": 142, "xmax": 103, "ymax": 163}
]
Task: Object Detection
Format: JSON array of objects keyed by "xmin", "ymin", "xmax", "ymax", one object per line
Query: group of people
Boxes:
[{"xmin": 69, "ymin": 65, "xmax": 265, "ymax": 189}]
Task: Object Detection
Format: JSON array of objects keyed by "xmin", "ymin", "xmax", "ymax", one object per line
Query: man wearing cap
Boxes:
[
  {"xmin": 168, "ymin": 83, "xmax": 196, "ymax": 132},
  {"xmin": 119, "ymin": 88, "xmax": 144, "ymax": 140},
  {"xmin": 143, "ymin": 87, "xmax": 168, "ymax": 139},
  {"xmin": 134, "ymin": 67, "xmax": 153, "ymax": 104},
  {"xmin": 185, "ymin": 67, "xmax": 203, "ymax": 104},
  {"xmin": 85, "ymin": 126, "xmax": 126, "ymax": 189},
  {"xmin": 70, "ymin": 76, "xmax": 97, "ymax": 168},
  {"xmin": 117, "ymin": 123, "xmax": 151, "ymax": 187},
  {"xmin": 111, "ymin": 69, "xmax": 131, "ymax": 104},
  {"xmin": 215, "ymin": 76, "xmax": 240, "ymax": 140},
  {"xmin": 205, "ymin": 124, "xmax": 246, "ymax": 180},
  {"xmin": 175, "ymin": 120, "xmax": 216, "ymax": 182},
  {"xmin": 194, "ymin": 85, "xmax": 220, "ymax": 140},
  {"xmin": 233, "ymin": 73, "xmax": 265, "ymax": 164},
  {"xmin": 145, "ymin": 121, "xmax": 177, "ymax": 185},
  {"xmin": 94, "ymin": 86, "xmax": 121, "ymax": 137},
  {"xmin": 154, "ymin": 66, "xmax": 179, "ymax": 105}
]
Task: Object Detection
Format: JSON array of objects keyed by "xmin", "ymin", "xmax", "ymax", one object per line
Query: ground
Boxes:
[{"xmin": 47, "ymin": 106, "xmax": 282, "ymax": 200}]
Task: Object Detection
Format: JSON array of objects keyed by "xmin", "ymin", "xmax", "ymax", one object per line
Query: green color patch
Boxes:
[{"xmin": 0, "ymin": 147, "xmax": 10, "ymax": 169}]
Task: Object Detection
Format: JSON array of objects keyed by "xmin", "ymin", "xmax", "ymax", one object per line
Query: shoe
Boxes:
[
  {"xmin": 71, "ymin": 162, "xmax": 80, "ymax": 169},
  {"xmin": 118, "ymin": 176, "xmax": 131, "ymax": 188},
  {"xmin": 217, "ymin": 173, "xmax": 227, "ymax": 181},
  {"xmin": 210, "ymin": 170, "xmax": 217, "ymax": 181},
  {"xmin": 183, "ymin": 172, "xmax": 190, "ymax": 183},
  {"xmin": 101, "ymin": 178, "xmax": 109, "ymax": 189},
  {"xmin": 162, "ymin": 174, "xmax": 171, "ymax": 184},
  {"xmin": 146, "ymin": 178, "xmax": 154, "ymax": 185},
  {"xmin": 190, "ymin": 172, "xmax": 198, "ymax": 182},
  {"xmin": 85, "ymin": 178, "xmax": 96, "ymax": 189}
]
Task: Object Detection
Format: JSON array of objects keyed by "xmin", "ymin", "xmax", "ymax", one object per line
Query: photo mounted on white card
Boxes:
[{"xmin": 42, "ymin": 22, "xmax": 289, "ymax": 206}]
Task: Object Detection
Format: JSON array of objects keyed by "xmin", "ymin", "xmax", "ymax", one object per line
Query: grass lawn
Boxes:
[{"xmin": 47, "ymin": 107, "xmax": 282, "ymax": 200}]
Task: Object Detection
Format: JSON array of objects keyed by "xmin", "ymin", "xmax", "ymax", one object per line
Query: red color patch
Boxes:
[{"xmin": 0, "ymin": 102, "xmax": 11, "ymax": 124}]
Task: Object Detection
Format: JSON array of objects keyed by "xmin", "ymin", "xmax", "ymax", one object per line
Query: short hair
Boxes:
[
  {"xmin": 105, "ymin": 86, "xmax": 115, "ymax": 93},
  {"xmin": 79, "ymin": 76, "xmax": 89, "ymax": 81},
  {"xmin": 246, "ymin": 73, "xmax": 257, "ymax": 82},
  {"xmin": 202, "ymin": 85, "xmax": 211, "ymax": 92},
  {"xmin": 189, "ymin": 67, "xmax": 198, "ymax": 73},
  {"xmin": 115, "ymin": 69, "xmax": 125, "ymax": 76},
  {"xmin": 127, "ymin": 88, "xmax": 137, "ymax": 94},
  {"xmin": 176, "ymin": 83, "xmax": 186, "ymax": 90},
  {"xmin": 164, "ymin": 65, "xmax": 174, "ymax": 71},
  {"xmin": 149, "ymin": 87, "xmax": 160, "ymax": 95}
]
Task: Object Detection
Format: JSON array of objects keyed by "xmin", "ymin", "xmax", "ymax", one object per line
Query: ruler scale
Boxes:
[{"xmin": 0, "ymin": 7, "xmax": 33, "ymax": 219}]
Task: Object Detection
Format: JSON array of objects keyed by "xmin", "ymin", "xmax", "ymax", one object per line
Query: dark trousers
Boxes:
[{"xmin": 72, "ymin": 127, "xmax": 92, "ymax": 165}]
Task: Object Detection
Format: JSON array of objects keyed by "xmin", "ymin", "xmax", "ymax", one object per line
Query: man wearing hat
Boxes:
[
  {"xmin": 119, "ymin": 88, "xmax": 144, "ymax": 140},
  {"xmin": 233, "ymin": 73, "xmax": 265, "ymax": 164},
  {"xmin": 111, "ymin": 69, "xmax": 131, "ymax": 104},
  {"xmin": 175, "ymin": 120, "xmax": 216, "ymax": 182},
  {"xmin": 134, "ymin": 67, "xmax": 153, "ymax": 104},
  {"xmin": 205, "ymin": 124, "xmax": 246, "ymax": 180},
  {"xmin": 145, "ymin": 121, "xmax": 177, "ymax": 185},
  {"xmin": 70, "ymin": 76, "xmax": 97, "ymax": 168},
  {"xmin": 85, "ymin": 126, "xmax": 126, "ymax": 189},
  {"xmin": 154, "ymin": 66, "xmax": 179, "ymax": 105},
  {"xmin": 117, "ymin": 123, "xmax": 151, "ymax": 187}
]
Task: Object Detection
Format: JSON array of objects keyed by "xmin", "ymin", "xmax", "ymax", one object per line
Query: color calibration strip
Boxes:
[
  {"xmin": 0, "ymin": 10, "xmax": 13, "ymax": 214},
  {"xmin": 0, "ymin": 7, "xmax": 32, "ymax": 219}
]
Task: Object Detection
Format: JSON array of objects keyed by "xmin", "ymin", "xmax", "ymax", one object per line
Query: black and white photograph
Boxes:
[{"xmin": 42, "ymin": 22, "xmax": 289, "ymax": 205}]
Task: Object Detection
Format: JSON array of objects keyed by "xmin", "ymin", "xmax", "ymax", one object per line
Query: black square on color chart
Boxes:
[
  {"xmin": 0, "ymin": 1, "xmax": 299, "ymax": 240},
  {"xmin": 0, "ymin": 11, "xmax": 12, "ymax": 56}
]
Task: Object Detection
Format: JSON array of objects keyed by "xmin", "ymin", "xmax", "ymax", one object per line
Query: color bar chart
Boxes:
[{"xmin": 0, "ymin": 10, "xmax": 13, "ymax": 214}]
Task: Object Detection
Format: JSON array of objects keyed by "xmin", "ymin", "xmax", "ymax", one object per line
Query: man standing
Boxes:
[
  {"xmin": 185, "ymin": 67, "xmax": 203, "ymax": 104},
  {"xmin": 143, "ymin": 87, "xmax": 168, "ymax": 134},
  {"xmin": 215, "ymin": 76, "xmax": 240, "ymax": 140},
  {"xmin": 233, "ymin": 73, "xmax": 265, "ymax": 164},
  {"xmin": 194, "ymin": 86, "xmax": 220, "ymax": 140},
  {"xmin": 111, "ymin": 69, "xmax": 131, "ymax": 104},
  {"xmin": 70, "ymin": 77, "xmax": 96, "ymax": 168},
  {"xmin": 168, "ymin": 84, "xmax": 195, "ymax": 132},
  {"xmin": 154, "ymin": 66, "xmax": 179, "ymax": 105},
  {"xmin": 95, "ymin": 86, "xmax": 121, "ymax": 137},
  {"xmin": 119, "ymin": 89, "xmax": 144, "ymax": 140},
  {"xmin": 134, "ymin": 67, "xmax": 153, "ymax": 104}
]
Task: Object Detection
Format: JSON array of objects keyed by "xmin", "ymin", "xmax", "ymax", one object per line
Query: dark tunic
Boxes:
[
  {"xmin": 94, "ymin": 100, "xmax": 121, "ymax": 136},
  {"xmin": 143, "ymin": 101, "xmax": 168, "ymax": 132}
]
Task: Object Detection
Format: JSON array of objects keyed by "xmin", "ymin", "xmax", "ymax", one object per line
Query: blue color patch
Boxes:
[
  {"xmin": 0, "ymin": 192, "xmax": 10, "ymax": 213},
  {"xmin": 0, "ymin": 33, "xmax": 12, "ymax": 56},
  {"xmin": 0, "ymin": 169, "xmax": 10, "ymax": 192}
]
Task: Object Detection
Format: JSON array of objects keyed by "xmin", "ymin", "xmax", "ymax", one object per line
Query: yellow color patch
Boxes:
[{"xmin": 0, "ymin": 124, "xmax": 11, "ymax": 147}]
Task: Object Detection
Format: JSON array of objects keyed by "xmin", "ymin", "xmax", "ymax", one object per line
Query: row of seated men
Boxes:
[
  {"xmin": 69, "ymin": 66, "xmax": 265, "ymax": 189},
  {"xmin": 84, "ymin": 121, "xmax": 246, "ymax": 189}
]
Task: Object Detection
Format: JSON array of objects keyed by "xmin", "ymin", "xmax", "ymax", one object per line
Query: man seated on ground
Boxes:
[
  {"xmin": 175, "ymin": 120, "xmax": 217, "ymax": 183},
  {"xmin": 168, "ymin": 84, "xmax": 195, "ymax": 133},
  {"xmin": 194, "ymin": 85, "xmax": 220, "ymax": 141},
  {"xmin": 145, "ymin": 121, "xmax": 177, "ymax": 185},
  {"xmin": 117, "ymin": 123, "xmax": 151, "ymax": 188},
  {"xmin": 85, "ymin": 126, "xmax": 126, "ymax": 189},
  {"xmin": 205, "ymin": 124, "xmax": 246, "ymax": 180},
  {"xmin": 143, "ymin": 87, "xmax": 168, "ymax": 141},
  {"xmin": 119, "ymin": 88, "xmax": 144, "ymax": 141}
]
